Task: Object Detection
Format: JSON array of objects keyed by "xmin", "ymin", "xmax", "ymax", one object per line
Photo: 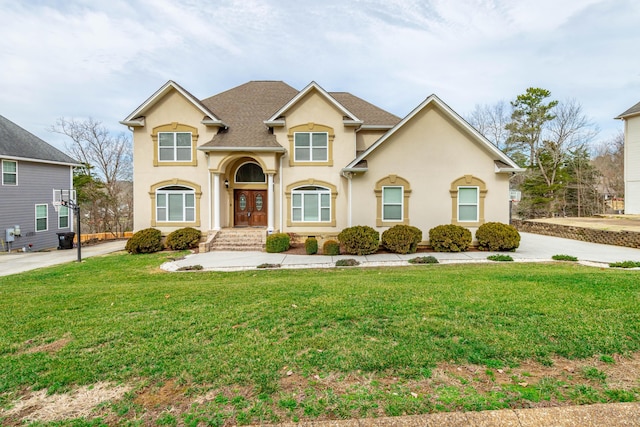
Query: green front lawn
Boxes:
[{"xmin": 1, "ymin": 252, "xmax": 639, "ymax": 425}]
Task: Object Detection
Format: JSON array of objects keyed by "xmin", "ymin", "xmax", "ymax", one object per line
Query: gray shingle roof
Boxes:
[
  {"xmin": 330, "ymin": 92, "xmax": 400, "ymax": 126},
  {"xmin": 0, "ymin": 115, "xmax": 78, "ymax": 164},
  {"xmin": 616, "ymin": 100, "xmax": 640, "ymax": 119},
  {"xmin": 200, "ymin": 81, "xmax": 299, "ymax": 149},
  {"xmin": 198, "ymin": 82, "xmax": 400, "ymax": 149}
]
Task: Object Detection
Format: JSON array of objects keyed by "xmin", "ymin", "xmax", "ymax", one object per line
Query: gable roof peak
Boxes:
[
  {"xmin": 344, "ymin": 93, "xmax": 523, "ymax": 172},
  {"xmin": 121, "ymin": 80, "xmax": 227, "ymax": 128},
  {"xmin": 265, "ymin": 81, "xmax": 362, "ymax": 126}
]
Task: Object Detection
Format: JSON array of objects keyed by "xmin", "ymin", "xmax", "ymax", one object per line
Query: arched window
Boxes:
[
  {"xmin": 235, "ymin": 162, "xmax": 266, "ymax": 183},
  {"xmin": 156, "ymin": 185, "xmax": 195, "ymax": 222}
]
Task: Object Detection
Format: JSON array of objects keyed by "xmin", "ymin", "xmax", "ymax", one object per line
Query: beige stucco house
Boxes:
[
  {"xmin": 121, "ymin": 80, "xmax": 522, "ymax": 248},
  {"xmin": 616, "ymin": 101, "xmax": 640, "ymax": 214}
]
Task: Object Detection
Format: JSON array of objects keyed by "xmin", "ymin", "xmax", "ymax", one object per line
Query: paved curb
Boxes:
[{"xmin": 260, "ymin": 402, "xmax": 640, "ymax": 426}]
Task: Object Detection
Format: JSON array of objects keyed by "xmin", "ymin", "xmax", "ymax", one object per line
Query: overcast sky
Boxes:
[{"xmin": 1, "ymin": 0, "xmax": 638, "ymax": 151}]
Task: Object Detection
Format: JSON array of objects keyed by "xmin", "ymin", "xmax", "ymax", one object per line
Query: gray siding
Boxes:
[{"xmin": 1, "ymin": 159, "xmax": 74, "ymax": 251}]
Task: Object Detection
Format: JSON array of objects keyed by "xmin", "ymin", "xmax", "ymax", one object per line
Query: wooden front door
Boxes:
[{"xmin": 234, "ymin": 190, "xmax": 267, "ymax": 227}]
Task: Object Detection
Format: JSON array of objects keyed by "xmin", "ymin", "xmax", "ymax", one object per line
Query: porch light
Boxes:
[{"xmin": 224, "ymin": 179, "xmax": 229, "ymax": 188}]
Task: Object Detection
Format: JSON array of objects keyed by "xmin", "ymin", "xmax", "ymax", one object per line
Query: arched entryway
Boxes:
[{"xmin": 231, "ymin": 161, "xmax": 268, "ymax": 227}]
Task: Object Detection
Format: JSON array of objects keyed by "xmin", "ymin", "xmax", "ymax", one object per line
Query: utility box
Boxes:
[
  {"xmin": 5, "ymin": 228, "xmax": 15, "ymax": 243},
  {"xmin": 57, "ymin": 232, "xmax": 75, "ymax": 250}
]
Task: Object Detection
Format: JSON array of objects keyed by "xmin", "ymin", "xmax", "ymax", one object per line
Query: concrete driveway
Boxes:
[{"xmin": 0, "ymin": 240, "xmax": 126, "ymax": 277}]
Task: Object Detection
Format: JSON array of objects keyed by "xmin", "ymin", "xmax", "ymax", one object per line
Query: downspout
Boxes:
[
  {"xmin": 341, "ymin": 171, "xmax": 353, "ymax": 227},
  {"xmin": 207, "ymin": 154, "xmax": 212, "ymax": 231},
  {"xmin": 279, "ymin": 154, "xmax": 283, "ymax": 232}
]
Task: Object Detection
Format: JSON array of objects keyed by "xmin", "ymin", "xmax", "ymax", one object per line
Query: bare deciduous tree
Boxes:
[
  {"xmin": 467, "ymin": 101, "xmax": 511, "ymax": 151},
  {"xmin": 51, "ymin": 118, "xmax": 133, "ymax": 234},
  {"xmin": 592, "ymin": 131, "xmax": 624, "ymax": 204}
]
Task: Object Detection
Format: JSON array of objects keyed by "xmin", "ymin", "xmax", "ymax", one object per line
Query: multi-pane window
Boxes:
[
  {"xmin": 2, "ymin": 160, "xmax": 17, "ymax": 185},
  {"xmin": 458, "ymin": 187, "xmax": 479, "ymax": 222},
  {"xmin": 35, "ymin": 204, "xmax": 48, "ymax": 231},
  {"xmin": 156, "ymin": 186, "xmax": 195, "ymax": 222},
  {"xmin": 382, "ymin": 186, "xmax": 403, "ymax": 221},
  {"xmin": 294, "ymin": 132, "xmax": 328, "ymax": 162},
  {"xmin": 292, "ymin": 186, "xmax": 331, "ymax": 222},
  {"xmin": 158, "ymin": 132, "xmax": 192, "ymax": 162},
  {"xmin": 58, "ymin": 205, "xmax": 69, "ymax": 228}
]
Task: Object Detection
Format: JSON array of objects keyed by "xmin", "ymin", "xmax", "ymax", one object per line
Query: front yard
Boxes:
[{"xmin": 1, "ymin": 251, "xmax": 639, "ymax": 426}]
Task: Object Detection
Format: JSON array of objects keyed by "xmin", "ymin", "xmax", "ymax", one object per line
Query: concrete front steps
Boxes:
[{"xmin": 202, "ymin": 228, "xmax": 266, "ymax": 252}]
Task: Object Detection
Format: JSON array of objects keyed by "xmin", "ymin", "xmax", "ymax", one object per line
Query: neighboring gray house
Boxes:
[{"xmin": 1, "ymin": 115, "xmax": 79, "ymax": 251}]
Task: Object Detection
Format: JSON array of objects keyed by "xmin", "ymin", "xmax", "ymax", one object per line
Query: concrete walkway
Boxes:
[
  {"xmin": 163, "ymin": 232, "xmax": 640, "ymax": 272},
  {"xmin": 2, "ymin": 233, "xmax": 639, "ymax": 277},
  {"xmin": 268, "ymin": 402, "xmax": 640, "ymax": 427}
]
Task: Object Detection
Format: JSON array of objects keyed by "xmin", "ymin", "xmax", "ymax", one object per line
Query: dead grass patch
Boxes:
[
  {"xmin": 1, "ymin": 382, "xmax": 130, "ymax": 424},
  {"xmin": 20, "ymin": 334, "xmax": 72, "ymax": 355}
]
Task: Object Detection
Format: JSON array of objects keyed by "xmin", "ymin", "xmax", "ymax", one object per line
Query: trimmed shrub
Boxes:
[
  {"xmin": 257, "ymin": 263, "xmax": 281, "ymax": 269},
  {"xmin": 336, "ymin": 258, "xmax": 360, "ymax": 267},
  {"xmin": 177, "ymin": 264, "xmax": 203, "ymax": 271},
  {"xmin": 475, "ymin": 222, "xmax": 520, "ymax": 251},
  {"xmin": 487, "ymin": 254, "xmax": 513, "ymax": 262},
  {"xmin": 381, "ymin": 225, "xmax": 422, "ymax": 254},
  {"xmin": 125, "ymin": 228, "xmax": 164, "ymax": 254},
  {"xmin": 266, "ymin": 233, "xmax": 290, "ymax": 253},
  {"xmin": 408, "ymin": 256, "xmax": 438, "ymax": 264},
  {"xmin": 428, "ymin": 224, "xmax": 471, "ymax": 252},
  {"xmin": 552, "ymin": 254, "xmax": 578, "ymax": 261},
  {"xmin": 165, "ymin": 227, "xmax": 202, "ymax": 250},
  {"xmin": 609, "ymin": 260, "xmax": 640, "ymax": 268},
  {"xmin": 338, "ymin": 225, "xmax": 380, "ymax": 255},
  {"xmin": 323, "ymin": 239, "xmax": 340, "ymax": 256},
  {"xmin": 305, "ymin": 237, "xmax": 318, "ymax": 255}
]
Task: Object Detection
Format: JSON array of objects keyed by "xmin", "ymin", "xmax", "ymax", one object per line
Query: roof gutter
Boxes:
[
  {"xmin": 263, "ymin": 120, "xmax": 286, "ymax": 127},
  {"xmin": 119, "ymin": 118, "xmax": 145, "ymax": 127},
  {"xmin": 0, "ymin": 155, "xmax": 81, "ymax": 168},
  {"xmin": 341, "ymin": 167, "xmax": 368, "ymax": 174},
  {"xmin": 496, "ymin": 166, "xmax": 526, "ymax": 173},
  {"xmin": 201, "ymin": 118, "xmax": 228, "ymax": 128},
  {"xmin": 355, "ymin": 124, "xmax": 395, "ymax": 132}
]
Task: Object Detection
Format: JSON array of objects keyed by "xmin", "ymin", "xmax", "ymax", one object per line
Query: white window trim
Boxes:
[
  {"xmin": 293, "ymin": 132, "xmax": 329, "ymax": 162},
  {"xmin": 157, "ymin": 132, "xmax": 193, "ymax": 162},
  {"xmin": 235, "ymin": 161, "xmax": 266, "ymax": 184},
  {"xmin": 58, "ymin": 205, "xmax": 70, "ymax": 229},
  {"xmin": 382, "ymin": 186, "xmax": 403, "ymax": 222},
  {"xmin": 291, "ymin": 186, "xmax": 331, "ymax": 222},
  {"xmin": 457, "ymin": 186, "xmax": 479, "ymax": 222},
  {"xmin": 2, "ymin": 159, "xmax": 17, "ymax": 185},
  {"xmin": 156, "ymin": 188, "xmax": 196, "ymax": 222},
  {"xmin": 35, "ymin": 204, "xmax": 48, "ymax": 232}
]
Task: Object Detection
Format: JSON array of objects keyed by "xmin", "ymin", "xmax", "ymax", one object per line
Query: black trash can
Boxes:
[{"xmin": 57, "ymin": 232, "xmax": 75, "ymax": 250}]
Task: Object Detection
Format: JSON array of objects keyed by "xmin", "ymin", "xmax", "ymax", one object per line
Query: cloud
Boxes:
[{"xmin": 0, "ymin": 0, "xmax": 635, "ymax": 149}]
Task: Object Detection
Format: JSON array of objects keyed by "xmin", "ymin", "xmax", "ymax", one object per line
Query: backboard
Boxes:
[{"xmin": 53, "ymin": 189, "xmax": 77, "ymax": 212}]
